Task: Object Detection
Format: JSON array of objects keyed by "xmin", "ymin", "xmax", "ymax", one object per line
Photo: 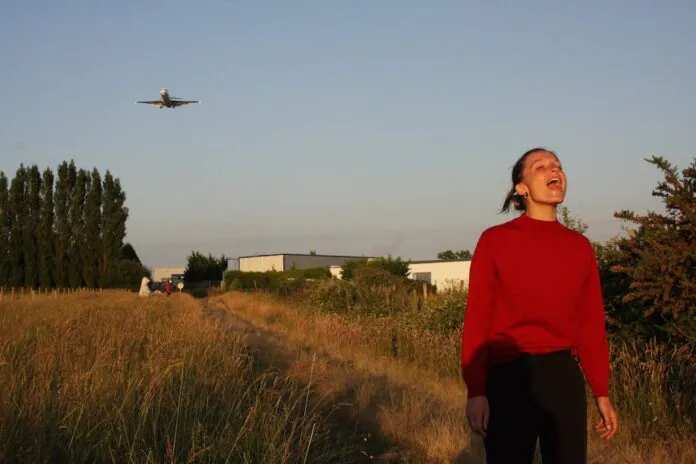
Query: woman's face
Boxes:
[{"xmin": 515, "ymin": 150, "xmax": 567, "ymax": 208}]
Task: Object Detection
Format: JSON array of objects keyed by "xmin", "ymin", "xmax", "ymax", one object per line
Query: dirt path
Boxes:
[
  {"xmin": 202, "ymin": 298, "xmax": 415, "ymax": 463},
  {"xmin": 202, "ymin": 297, "xmax": 484, "ymax": 464}
]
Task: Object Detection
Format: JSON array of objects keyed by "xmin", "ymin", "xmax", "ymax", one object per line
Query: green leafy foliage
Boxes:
[
  {"xmin": 605, "ymin": 156, "xmax": 696, "ymax": 345},
  {"xmin": 38, "ymin": 168, "xmax": 55, "ymax": 289},
  {"xmin": 68, "ymin": 169, "xmax": 87, "ymax": 288},
  {"xmin": 340, "ymin": 255, "xmax": 410, "ymax": 279},
  {"xmin": 0, "ymin": 160, "xmax": 145, "ymax": 290},
  {"xmin": 0, "ymin": 172, "xmax": 9, "ymax": 286},
  {"xmin": 437, "ymin": 249, "xmax": 472, "ymax": 260},
  {"xmin": 53, "ymin": 161, "xmax": 71, "ymax": 288},
  {"xmin": 338, "ymin": 258, "xmax": 369, "ymax": 280},
  {"xmin": 559, "ymin": 205, "xmax": 589, "ymax": 234},
  {"xmin": 184, "ymin": 251, "xmax": 229, "ymax": 282},
  {"xmin": 24, "ymin": 165, "xmax": 41, "ymax": 288},
  {"xmin": 222, "ymin": 267, "xmax": 331, "ymax": 294},
  {"xmin": 8, "ymin": 165, "xmax": 26, "ymax": 287}
]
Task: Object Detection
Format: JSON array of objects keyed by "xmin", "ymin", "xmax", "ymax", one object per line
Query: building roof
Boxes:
[
  {"xmin": 237, "ymin": 253, "xmax": 375, "ymax": 259},
  {"xmin": 409, "ymin": 259, "xmax": 471, "ymax": 264}
]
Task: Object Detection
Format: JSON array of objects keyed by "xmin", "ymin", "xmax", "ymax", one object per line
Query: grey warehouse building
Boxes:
[{"xmin": 238, "ymin": 253, "xmax": 372, "ymax": 272}]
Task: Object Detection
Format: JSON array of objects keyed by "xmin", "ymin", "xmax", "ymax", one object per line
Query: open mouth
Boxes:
[{"xmin": 546, "ymin": 177, "xmax": 562, "ymax": 191}]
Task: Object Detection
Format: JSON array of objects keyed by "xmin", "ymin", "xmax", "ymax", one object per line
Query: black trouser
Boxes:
[{"xmin": 484, "ymin": 350, "xmax": 587, "ymax": 464}]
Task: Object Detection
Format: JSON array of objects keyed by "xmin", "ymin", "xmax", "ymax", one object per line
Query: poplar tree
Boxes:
[
  {"xmin": 1, "ymin": 160, "xmax": 142, "ymax": 290},
  {"xmin": 68, "ymin": 169, "xmax": 87, "ymax": 288},
  {"xmin": 38, "ymin": 168, "xmax": 55, "ymax": 288},
  {"xmin": 54, "ymin": 161, "xmax": 70, "ymax": 288},
  {"xmin": 8, "ymin": 165, "xmax": 26, "ymax": 287},
  {"xmin": 113, "ymin": 176, "xmax": 129, "ymax": 272},
  {"xmin": 100, "ymin": 171, "xmax": 128, "ymax": 286},
  {"xmin": 0, "ymin": 172, "xmax": 9, "ymax": 287},
  {"xmin": 82, "ymin": 168, "xmax": 102, "ymax": 287},
  {"xmin": 23, "ymin": 165, "xmax": 42, "ymax": 288}
]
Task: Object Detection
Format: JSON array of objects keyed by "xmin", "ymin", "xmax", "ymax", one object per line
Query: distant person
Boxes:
[
  {"xmin": 138, "ymin": 276, "xmax": 151, "ymax": 297},
  {"xmin": 461, "ymin": 148, "xmax": 618, "ymax": 463},
  {"xmin": 165, "ymin": 280, "xmax": 172, "ymax": 296}
]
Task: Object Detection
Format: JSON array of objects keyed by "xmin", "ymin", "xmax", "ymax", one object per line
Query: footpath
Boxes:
[{"xmin": 201, "ymin": 297, "xmax": 483, "ymax": 464}]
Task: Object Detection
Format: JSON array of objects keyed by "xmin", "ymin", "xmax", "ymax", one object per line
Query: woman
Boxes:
[{"xmin": 461, "ymin": 148, "xmax": 618, "ymax": 463}]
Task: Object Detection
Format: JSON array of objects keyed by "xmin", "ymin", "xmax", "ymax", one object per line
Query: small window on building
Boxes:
[{"xmin": 412, "ymin": 272, "xmax": 432, "ymax": 284}]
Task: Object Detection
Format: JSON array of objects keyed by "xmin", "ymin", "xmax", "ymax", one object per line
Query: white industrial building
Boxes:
[
  {"xmin": 152, "ymin": 267, "xmax": 186, "ymax": 282},
  {"xmin": 238, "ymin": 253, "xmax": 373, "ymax": 272},
  {"xmin": 408, "ymin": 259, "xmax": 471, "ymax": 291},
  {"xmin": 329, "ymin": 259, "xmax": 471, "ymax": 291}
]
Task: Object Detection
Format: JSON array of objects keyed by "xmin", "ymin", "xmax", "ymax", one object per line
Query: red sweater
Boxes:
[{"xmin": 461, "ymin": 213, "xmax": 610, "ymax": 399}]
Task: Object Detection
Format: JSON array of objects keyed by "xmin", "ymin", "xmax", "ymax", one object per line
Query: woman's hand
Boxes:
[
  {"xmin": 466, "ymin": 396, "xmax": 490, "ymax": 438},
  {"xmin": 595, "ymin": 397, "xmax": 618, "ymax": 440}
]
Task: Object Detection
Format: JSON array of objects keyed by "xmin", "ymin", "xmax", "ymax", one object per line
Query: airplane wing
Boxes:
[
  {"xmin": 136, "ymin": 100, "xmax": 163, "ymax": 106},
  {"xmin": 170, "ymin": 100, "xmax": 200, "ymax": 107}
]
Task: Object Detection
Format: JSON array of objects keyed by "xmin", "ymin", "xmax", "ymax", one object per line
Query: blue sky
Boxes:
[{"xmin": 1, "ymin": 0, "xmax": 694, "ymax": 267}]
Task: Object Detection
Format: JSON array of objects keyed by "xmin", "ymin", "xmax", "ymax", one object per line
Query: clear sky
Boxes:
[{"xmin": 1, "ymin": 0, "xmax": 694, "ymax": 268}]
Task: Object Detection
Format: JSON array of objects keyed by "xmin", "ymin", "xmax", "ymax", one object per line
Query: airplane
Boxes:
[{"xmin": 135, "ymin": 88, "xmax": 200, "ymax": 109}]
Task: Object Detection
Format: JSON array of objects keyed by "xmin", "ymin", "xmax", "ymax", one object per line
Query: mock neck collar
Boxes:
[{"xmin": 516, "ymin": 212, "xmax": 563, "ymax": 233}]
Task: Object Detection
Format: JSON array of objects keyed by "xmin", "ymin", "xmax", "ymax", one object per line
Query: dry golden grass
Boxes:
[
  {"xmin": 0, "ymin": 291, "xmax": 359, "ymax": 463},
  {"xmin": 214, "ymin": 291, "xmax": 696, "ymax": 464}
]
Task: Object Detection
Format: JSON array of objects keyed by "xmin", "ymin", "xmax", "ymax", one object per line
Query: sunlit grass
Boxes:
[
  {"xmin": 0, "ymin": 292, "xmax": 350, "ymax": 463},
  {"xmin": 216, "ymin": 291, "xmax": 696, "ymax": 463}
]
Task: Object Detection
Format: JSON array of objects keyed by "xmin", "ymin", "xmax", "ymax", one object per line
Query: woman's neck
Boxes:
[{"xmin": 525, "ymin": 204, "xmax": 558, "ymax": 222}]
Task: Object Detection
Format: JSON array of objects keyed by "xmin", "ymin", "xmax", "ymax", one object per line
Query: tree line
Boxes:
[{"xmin": 0, "ymin": 160, "xmax": 148, "ymax": 290}]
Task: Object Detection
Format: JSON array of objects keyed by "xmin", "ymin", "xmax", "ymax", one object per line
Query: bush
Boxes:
[
  {"xmin": 222, "ymin": 267, "xmax": 331, "ymax": 295},
  {"xmin": 599, "ymin": 156, "xmax": 696, "ymax": 347},
  {"xmin": 340, "ymin": 256, "xmax": 411, "ymax": 280}
]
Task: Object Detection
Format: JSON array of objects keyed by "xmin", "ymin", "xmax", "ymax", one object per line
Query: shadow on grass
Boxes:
[
  {"xmin": 205, "ymin": 299, "xmax": 490, "ymax": 463},
  {"xmin": 205, "ymin": 300, "xmax": 404, "ymax": 462}
]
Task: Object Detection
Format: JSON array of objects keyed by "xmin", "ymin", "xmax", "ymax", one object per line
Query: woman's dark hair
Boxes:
[{"xmin": 500, "ymin": 147, "xmax": 557, "ymax": 213}]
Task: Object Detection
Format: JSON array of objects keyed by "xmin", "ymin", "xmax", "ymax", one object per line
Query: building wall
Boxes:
[
  {"xmin": 408, "ymin": 260, "xmax": 471, "ymax": 290},
  {"xmin": 152, "ymin": 267, "xmax": 186, "ymax": 282},
  {"xmin": 239, "ymin": 255, "xmax": 284, "ymax": 272},
  {"xmin": 283, "ymin": 254, "xmax": 367, "ymax": 270},
  {"xmin": 239, "ymin": 254, "xmax": 370, "ymax": 272},
  {"xmin": 329, "ymin": 265, "xmax": 343, "ymax": 279},
  {"xmin": 328, "ymin": 260, "xmax": 471, "ymax": 290}
]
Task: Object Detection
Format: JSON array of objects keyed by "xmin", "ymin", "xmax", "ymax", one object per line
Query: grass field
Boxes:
[
  {"xmin": 213, "ymin": 291, "xmax": 696, "ymax": 464},
  {"xmin": 2, "ymin": 290, "xmax": 693, "ymax": 463},
  {"xmin": 0, "ymin": 292, "xmax": 364, "ymax": 463}
]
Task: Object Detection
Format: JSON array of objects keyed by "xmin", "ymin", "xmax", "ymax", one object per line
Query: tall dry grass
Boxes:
[
  {"xmin": 215, "ymin": 291, "xmax": 696, "ymax": 464},
  {"xmin": 0, "ymin": 292, "xmax": 354, "ymax": 463}
]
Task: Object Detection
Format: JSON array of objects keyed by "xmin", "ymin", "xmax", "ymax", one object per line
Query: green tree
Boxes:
[
  {"xmin": 369, "ymin": 254, "xmax": 411, "ymax": 278},
  {"xmin": 184, "ymin": 251, "xmax": 229, "ymax": 281},
  {"xmin": 100, "ymin": 171, "xmax": 117, "ymax": 284},
  {"xmin": 340, "ymin": 255, "xmax": 410, "ymax": 280},
  {"xmin": 53, "ymin": 161, "xmax": 71, "ymax": 288},
  {"xmin": 339, "ymin": 258, "xmax": 370, "ymax": 280},
  {"xmin": 121, "ymin": 242, "xmax": 141, "ymax": 263},
  {"xmin": 437, "ymin": 249, "xmax": 472, "ymax": 260},
  {"xmin": 82, "ymin": 168, "xmax": 102, "ymax": 287},
  {"xmin": 608, "ymin": 156, "xmax": 696, "ymax": 344},
  {"xmin": 68, "ymin": 169, "xmax": 87, "ymax": 288},
  {"xmin": 559, "ymin": 206, "xmax": 589, "ymax": 234},
  {"xmin": 7, "ymin": 165, "xmax": 26, "ymax": 287},
  {"xmin": 98, "ymin": 171, "xmax": 129, "ymax": 287},
  {"xmin": 38, "ymin": 168, "xmax": 55, "ymax": 288},
  {"xmin": 23, "ymin": 165, "xmax": 41, "ymax": 288},
  {"xmin": 0, "ymin": 172, "xmax": 9, "ymax": 286}
]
